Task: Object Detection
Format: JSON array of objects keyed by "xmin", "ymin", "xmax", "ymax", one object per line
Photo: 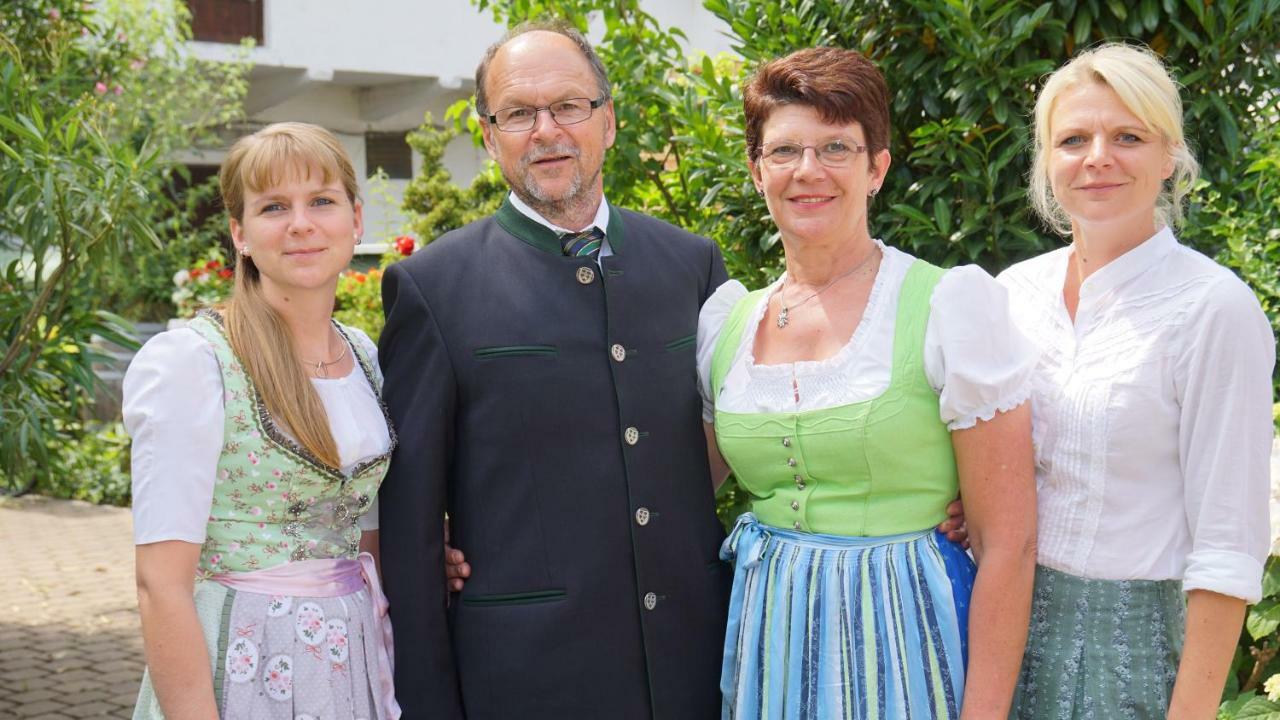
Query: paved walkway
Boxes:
[
  {"xmin": 0, "ymin": 496, "xmax": 141, "ymax": 719},
  {"xmin": 2, "ymin": 440, "xmax": 1279, "ymax": 718}
]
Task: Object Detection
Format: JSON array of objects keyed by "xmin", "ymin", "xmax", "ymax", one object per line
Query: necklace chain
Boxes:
[
  {"xmin": 299, "ymin": 327, "xmax": 348, "ymax": 378},
  {"xmin": 776, "ymin": 247, "xmax": 880, "ymax": 329}
]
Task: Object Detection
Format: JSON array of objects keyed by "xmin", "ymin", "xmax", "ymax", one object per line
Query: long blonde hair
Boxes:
[
  {"xmin": 1030, "ymin": 43, "xmax": 1200, "ymax": 236},
  {"xmin": 217, "ymin": 122, "xmax": 360, "ymax": 469}
]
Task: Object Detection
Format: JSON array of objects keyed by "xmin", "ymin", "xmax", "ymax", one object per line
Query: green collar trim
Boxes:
[{"xmin": 493, "ymin": 197, "xmax": 626, "ymax": 255}]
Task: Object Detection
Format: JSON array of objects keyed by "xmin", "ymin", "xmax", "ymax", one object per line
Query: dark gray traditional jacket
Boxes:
[{"xmin": 378, "ymin": 199, "xmax": 731, "ymax": 719}]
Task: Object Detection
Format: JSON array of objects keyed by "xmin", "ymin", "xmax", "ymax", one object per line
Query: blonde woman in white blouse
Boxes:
[{"xmin": 1000, "ymin": 44, "xmax": 1275, "ymax": 719}]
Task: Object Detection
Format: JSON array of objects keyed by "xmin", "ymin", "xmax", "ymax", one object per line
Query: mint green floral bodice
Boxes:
[{"xmin": 187, "ymin": 313, "xmax": 394, "ymax": 576}]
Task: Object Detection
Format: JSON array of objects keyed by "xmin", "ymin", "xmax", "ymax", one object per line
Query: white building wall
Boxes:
[{"xmin": 190, "ymin": 0, "xmax": 731, "ymax": 246}]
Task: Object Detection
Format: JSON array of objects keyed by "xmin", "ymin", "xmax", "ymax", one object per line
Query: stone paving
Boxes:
[{"xmin": 0, "ymin": 495, "xmax": 141, "ymax": 719}]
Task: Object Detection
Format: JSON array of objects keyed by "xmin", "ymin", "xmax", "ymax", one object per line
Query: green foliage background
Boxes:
[
  {"xmin": 399, "ymin": 0, "xmax": 1280, "ymax": 712},
  {"xmin": 0, "ymin": 0, "xmax": 247, "ymax": 494}
]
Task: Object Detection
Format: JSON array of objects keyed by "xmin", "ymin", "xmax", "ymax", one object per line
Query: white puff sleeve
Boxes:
[
  {"xmin": 697, "ymin": 280, "xmax": 750, "ymax": 423},
  {"xmin": 924, "ymin": 265, "xmax": 1037, "ymax": 430},
  {"xmin": 123, "ymin": 328, "xmax": 225, "ymax": 545}
]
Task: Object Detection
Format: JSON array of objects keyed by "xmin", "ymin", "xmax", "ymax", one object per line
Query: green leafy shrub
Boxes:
[
  {"xmin": 34, "ymin": 420, "xmax": 132, "ymax": 506},
  {"xmin": 0, "ymin": 0, "xmax": 246, "ymax": 494}
]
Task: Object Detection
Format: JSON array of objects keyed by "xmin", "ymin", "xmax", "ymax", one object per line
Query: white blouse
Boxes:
[
  {"xmin": 999, "ymin": 227, "xmax": 1276, "ymax": 602},
  {"xmin": 698, "ymin": 242, "xmax": 1037, "ymax": 429},
  {"xmin": 124, "ymin": 325, "xmax": 390, "ymax": 546}
]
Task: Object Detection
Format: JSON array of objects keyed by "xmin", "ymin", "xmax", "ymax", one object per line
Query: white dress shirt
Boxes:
[
  {"xmin": 123, "ymin": 326, "xmax": 390, "ymax": 545},
  {"xmin": 998, "ymin": 227, "xmax": 1276, "ymax": 602},
  {"xmin": 698, "ymin": 242, "xmax": 1038, "ymax": 430}
]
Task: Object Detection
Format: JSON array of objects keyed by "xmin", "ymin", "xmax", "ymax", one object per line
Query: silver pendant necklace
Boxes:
[
  {"xmin": 299, "ymin": 327, "xmax": 348, "ymax": 378},
  {"xmin": 776, "ymin": 247, "xmax": 880, "ymax": 329}
]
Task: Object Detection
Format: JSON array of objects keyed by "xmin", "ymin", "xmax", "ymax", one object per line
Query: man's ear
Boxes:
[
  {"xmin": 481, "ymin": 118, "xmax": 499, "ymax": 161},
  {"xmin": 602, "ymin": 99, "xmax": 617, "ymax": 150}
]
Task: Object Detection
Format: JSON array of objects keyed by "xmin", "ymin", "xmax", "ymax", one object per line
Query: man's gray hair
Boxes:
[{"xmin": 474, "ymin": 19, "xmax": 613, "ymax": 118}]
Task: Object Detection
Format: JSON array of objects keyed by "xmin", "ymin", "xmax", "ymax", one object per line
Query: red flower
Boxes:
[
  {"xmin": 394, "ymin": 236, "xmax": 415, "ymax": 256},
  {"xmin": 190, "ymin": 267, "xmax": 204, "ymax": 279},
  {"xmin": 205, "ymin": 260, "xmax": 220, "ymax": 270},
  {"xmin": 218, "ymin": 268, "xmax": 233, "ymax": 279},
  {"xmin": 355, "ymin": 273, "xmax": 367, "ymax": 284}
]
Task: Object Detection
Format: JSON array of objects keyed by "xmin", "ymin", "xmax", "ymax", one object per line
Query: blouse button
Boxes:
[
  {"xmin": 787, "ymin": 458, "xmax": 797, "ymax": 467},
  {"xmin": 791, "ymin": 500, "xmax": 800, "ymax": 511},
  {"xmin": 793, "ymin": 521, "xmax": 802, "ymax": 530},
  {"xmin": 782, "ymin": 437, "xmax": 792, "ymax": 447}
]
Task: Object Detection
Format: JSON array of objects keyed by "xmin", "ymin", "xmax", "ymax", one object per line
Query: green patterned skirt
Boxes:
[{"xmin": 1010, "ymin": 565, "xmax": 1185, "ymax": 720}]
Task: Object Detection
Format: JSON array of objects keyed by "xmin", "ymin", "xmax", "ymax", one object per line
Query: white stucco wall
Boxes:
[{"xmin": 189, "ymin": 0, "xmax": 733, "ymax": 243}]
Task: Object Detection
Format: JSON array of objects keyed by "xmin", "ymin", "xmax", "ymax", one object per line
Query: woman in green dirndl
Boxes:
[
  {"xmin": 699, "ymin": 48, "xmax": 1039, "ymax": 719},
  {"xmin": 125, "ymin": 123, "xmax": 400, "ymax": 719},
  {"xmin": 1001, "ymin": 44, "xmax": 1275, "ymax": 719}
]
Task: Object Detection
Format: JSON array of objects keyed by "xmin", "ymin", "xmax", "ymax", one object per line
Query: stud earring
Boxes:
[
  {"xmin": 354, "ymin": 231, "xmax": 362, "ymax": 245},
  {"xmin": 240, "ymin": 246, "xmax": 251, "ymax": 257},
  {"xmin": 868, "ymin": 187, "xmax": 879, "ymax": 198}
]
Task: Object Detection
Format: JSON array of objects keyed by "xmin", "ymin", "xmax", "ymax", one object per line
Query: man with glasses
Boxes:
[{"xmin": 377, "ymin": 20, "xmax": 730, "ymax": 719}]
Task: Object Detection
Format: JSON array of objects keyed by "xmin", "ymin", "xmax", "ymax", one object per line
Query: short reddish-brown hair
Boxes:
[{"xmin": 743, "ymin": 47, "xmax": 891, "ymax": 166}]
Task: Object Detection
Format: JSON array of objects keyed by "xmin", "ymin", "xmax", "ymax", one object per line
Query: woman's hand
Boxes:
[
  {"xmin": 444, "ymin": 517, "xmax": 470, "ymax": 592},
  {"xmin": 135, "ymin": 541, "xmax": 218, "ymax": 719},
  {"xmin": 937, "ymin": 498, "xmax": 969, "ymax": 548}
]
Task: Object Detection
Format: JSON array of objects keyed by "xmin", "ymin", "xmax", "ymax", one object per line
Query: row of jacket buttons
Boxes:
[{"xmin": 575, "ymin": 262, "xmax": 665, "ymax": 613}]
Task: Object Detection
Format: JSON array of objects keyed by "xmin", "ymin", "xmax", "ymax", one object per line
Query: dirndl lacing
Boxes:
[{"xmin": 719, "ymin": 513, "xmax": 975, "ymax": 720}]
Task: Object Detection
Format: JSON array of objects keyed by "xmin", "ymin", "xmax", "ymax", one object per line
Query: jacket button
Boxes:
[
  {"xmin": 782, "ymin": 437, "xmax": 792, "ymax": 447},
  {"xmin": 576, "ymin": 266, "xmax": 595, "ymax": 284},
  {"xmin": 643, "ymin": 592, "xmax": 658, "ymax": 610},
  {"xmin": 624, "ymin": 427, "xmax": 640, "ymax": 445},
  {"xmin": 635, "ymin": 507, "xmax": 650, "ymax": 526},
  {"xmin": 787, "ymin": 457, "xmax": 797, "ymax": 467},
  {"xmin": 793, "ymin": 521, "xmax": 802, "ymax": 530},
  {"xmin": 611, "ymin": 343, "xmax": 627, "ymax": 362},
  {"xmin": 791, "ymin": 500, "xmax": 800, "ymax": 511}
]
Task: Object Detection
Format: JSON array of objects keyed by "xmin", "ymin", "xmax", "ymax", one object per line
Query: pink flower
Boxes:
[
  {"xmin": 93, "ymin": 82, "xmax": 107, "ymax": 95},
  {"xmin": 112, "ymin": 84, "xmax": 123, "ymax": 95},
  {"xmin": 247, "ymin": 451, "xmax": 259, "ymax": 465},
  {"xmin": 116, "ymin": 31, "xmax": 127, "ymax": 42},
  {"xmin": 47, "ymin": 8, "xmax": 60, "ymax": 20},
  {"xmin": 228, "ymin": 542, "xmax": 240, "ymax": 551},
  {"xmin": 265, "ymin": 481, "xmax": 277, "ymax": 490},
  {"xmin": 250, "ymin": 507, "xmax": 263, "ymax": 516},
  {"xmin": 130, "ymin": 58, "xmax": 145, "ymax": 71},
  {"xmin": 210, "ymin": 554, "xmax": 222, "ymax": 565}
]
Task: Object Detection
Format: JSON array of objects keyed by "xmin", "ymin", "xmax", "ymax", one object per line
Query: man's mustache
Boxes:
[{"xmin": 522, "ymin": 145, "xmax": 581, "ymax": 164}]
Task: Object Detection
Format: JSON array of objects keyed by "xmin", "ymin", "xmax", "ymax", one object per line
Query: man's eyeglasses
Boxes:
[
  {"xmin": 486, "ymin": 96, "xmax": 608, "ymax": 133},
  {"xmin": 759, "ymin": 139, "xmax": 869, "ymax": 168}
]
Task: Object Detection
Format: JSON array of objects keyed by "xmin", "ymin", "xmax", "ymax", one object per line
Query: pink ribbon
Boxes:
[{"xmin": 212, "ymin": 553, "xmax": 401, "ymax": 719}]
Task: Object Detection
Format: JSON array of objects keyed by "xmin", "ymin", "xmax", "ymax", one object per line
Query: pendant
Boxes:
[{"xmin": 776, "ymin": 306, "xmax": 790, "ymax": 329}]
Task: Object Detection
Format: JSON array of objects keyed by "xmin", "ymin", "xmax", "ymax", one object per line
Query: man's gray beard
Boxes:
[{"xmin": 503, "ymin": 154, "xmax": 602, "ymax": 225}]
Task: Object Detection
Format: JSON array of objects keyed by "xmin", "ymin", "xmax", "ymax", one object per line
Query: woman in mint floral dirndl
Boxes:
[
  {"xmin": 1001, "ymin": 44, "xmax": 1275, "ymax": 719},
  {"xmin": 699, "ymin": 48, "xmax": 1038, "ymax": 719},
  {"xmin": 124, "ymin": 123, "xmax": 401, "ymax": 719}
]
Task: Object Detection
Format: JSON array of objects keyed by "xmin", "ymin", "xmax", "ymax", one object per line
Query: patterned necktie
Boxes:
[{"xmin": 560, "ymin": 226, "xmax": 605, "ymax": 258}]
